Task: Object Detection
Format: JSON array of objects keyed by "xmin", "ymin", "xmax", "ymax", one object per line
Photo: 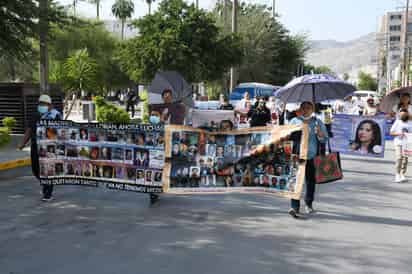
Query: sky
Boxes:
[{"xmin": 57, "ymin": 0, "xmax": 406, "ymax": 41}]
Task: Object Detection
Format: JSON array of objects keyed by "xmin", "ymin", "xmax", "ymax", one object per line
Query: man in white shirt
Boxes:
[{"xmin": 390, "ymin": 108, "xmax": 412, "ymax": 183}]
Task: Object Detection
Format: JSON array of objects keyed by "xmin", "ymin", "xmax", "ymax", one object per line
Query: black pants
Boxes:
[
  {"xmin": 291, "ymin": 159, "xmax": 316, "ymax": 211},
  {"xmin": 126, "ymin": 102, "xmax": 135, "ymax": 117},
  {"xmin": 31, "ymin": 144, "xmax": 54, "ymax": 198}
]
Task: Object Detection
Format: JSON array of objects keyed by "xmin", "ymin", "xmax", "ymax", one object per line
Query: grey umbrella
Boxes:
[
  {"xmin": 379, "ymin": 86, "xmax": 412, "ymax": 113},
  {"xmin": 274, "ymin": 74, "xmax": 356, "ymax": 103},
  {"xmin": 148, "ymin": 71, "xmax": 194, "ymax": 107}
]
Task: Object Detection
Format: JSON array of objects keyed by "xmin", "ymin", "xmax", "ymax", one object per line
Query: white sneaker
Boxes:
[
  {"xmin": 400, "ymin": 174, "xmax": 407, "ymax": 182},
  {"xmin": 395, "ymin": 174, "xmax": 401, "ymax": 183}
]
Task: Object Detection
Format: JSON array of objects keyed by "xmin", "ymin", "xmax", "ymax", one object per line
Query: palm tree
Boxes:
[
  {"xmin": 112, "ymin": 0, "xmax": 134, "ymax": 40},
  {"xmin": 145, "ymin": 0, "xmax": 155, "ymax": 15},
  {"xmin": 88, "ymin": 0, "xmax": 102, "ymax": 19}
]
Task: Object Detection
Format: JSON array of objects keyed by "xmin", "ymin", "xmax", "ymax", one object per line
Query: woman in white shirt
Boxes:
[
  {"xmin": 363, "ymin": 97, "xmax": 378, "ymax": 116},
  {"xmin": 391, "ymin": 93, "xmax": 412, "ymax": 118},
  {"xmin": 390, "ymin": 108, "xmax": 412, "ymax": 183}
]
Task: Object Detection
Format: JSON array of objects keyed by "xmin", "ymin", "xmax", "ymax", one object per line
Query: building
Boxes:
[{"xmin": 377, "ymin": 10, "xmax": 412, "ymax": 93}]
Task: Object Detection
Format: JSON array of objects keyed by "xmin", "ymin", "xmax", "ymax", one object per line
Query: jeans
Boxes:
[
  {"xmin": 291, "ymin": 159, "xmax": 316, "ymax": 211},
  {"xmin": 395, "ymin": 145, "xmax": 408, "ymax": 175},
  {"xmin": 126, "ymin": 103, "xmax": 135, "ymax": 117}
]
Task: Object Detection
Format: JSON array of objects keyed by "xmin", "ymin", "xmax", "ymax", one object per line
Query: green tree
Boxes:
[
  {"xmin": 49, "ymin": 20, "xmax": 130, "ymax": 94},
  {"xmin": 117, "ymin": 0, "xmax": 243, "ymax": 83},
  {"xmin": 357, "ymin": 71, "xmax": 378, "ymax": 91},
  {"xmin": 302, "ymin": 64, "xmax": 334, "ymax": 75},
  {"xmin": 212, "ymin": 3, "xmax": 307, "ymax": 86},
  {"xmin": 112, "ymin": 0, "xmax": 135, "ymax": 40},
  {"xmin": 64, "ymin": 48, "xmax": 97, "ymax": 93}
]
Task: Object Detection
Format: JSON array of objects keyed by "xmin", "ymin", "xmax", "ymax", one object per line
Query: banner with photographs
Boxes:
[
  {"xmin": 191, "ymin": 109, "xmax": 235, "ymax": 130},
  {"xmin": 36, "ymin": 120, "xmax": 164, "ymax": 193},
  {"xmin": 403, "ymin": 133, "xmax": 412, "ymax": 157},
  {"xmin": 331, "ymin": 114, "xmax": 386, "ymax": 158},
  {"xmin": 163, "ymin": 125, "xmax": 309, "ymax": 199}
]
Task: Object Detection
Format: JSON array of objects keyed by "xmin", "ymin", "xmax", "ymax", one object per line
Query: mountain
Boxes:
[{"xmin": 305, "ymin": 33, "xmax": 378, "ymax": 76}]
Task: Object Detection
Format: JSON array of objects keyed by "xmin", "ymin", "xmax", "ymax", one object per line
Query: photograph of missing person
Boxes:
[
  {"xmin": 78, "ymin": 146, "xmax": 90, "ymax": 159},
  {"xmin": 74, "ymin": 162, "xmax": 82, "ymax": 176},
  {"xmin": 251, "ymin": 133, "xmax": 262, "ymax": 145},
  {"xmin": 39, "ymin": 145, "xmax": 47, "ymax": 158},
  {"xmin": 206, "ymin": 144, "xmax": 216, "ymax": 157},
  {"xmin": 79, "ymin": 128, "xmax": 88, "ymax": 141},
  {"xmin": 98, "ymin": 131, "xmax": 106, "ymax": 142},
  {"xmin": 145, "ymin": 133, "xmax": 156, "ymax": 147},
  {"xmin": 156, "ymin": 132, "xmax": 165, "ymax": 147},
  {"xmin": 225, "ymin": 135, "xmax": 235, "ymax": 146},
  {"xmin": 103, "ymin": 165, "xmax": 114, "ymax": 179},
  {"xmin": 89, "ymin": 147, "xmax": 100, "ymax": 160},
  {"xmin": 55, "ymin": 162, "xmax": 64, "ymax": 176},
  {"xmin": 46, "ymin": 144, "xmax": 56, "ymax": 158},
  {"xmin": 57, "ymin": 128, "xmax": 67, "ymax": 141},
  {"xmin": 190, "ymin": 166, "xmax": 200, "ymax": 178},
  {"xmin": 216, "ymin": 146, "xmax": 224, "ymax": 157},
  {"xmin": 100, "ymin": 147, "xmax": 112, "ymax": 160},
  {"xmin": 40, "ymin": 162, "xmax": 47, "ymax": 177},
  {"xmin": 64, "ymin": 162, "xmax": 75, "ymax": 176},
  {"xmin": 145, "ymin": 170, "xmax": 153, "ymax": 184},
  {"xmin": 135, "ymin": 149, "xmax": 150, "ymax": 167},
  {"xmin": 124, "ymin": 148, "xmax": 133, "ymax": 162},
  {"xmin": 82, "ymin": 163, "xmax": 93, "ymax": 177},
  {"xmin": 88, "ymin": 130, "xmax": 98, "ymax": 142},
  {"xmin": 149, "ymin": 149, "xmax": 164, "ymax": 169},
  {"xmin": 115, "ymin": 166, "xmax": 124, "ymax": 180},
  {"xmin": 125, "ymin": 168, "xmax": 136, "ymax": 181},
  {"xmin": 92, "ymin": 165, "xmax": 104, "ymax": 178},
  {"xmin": 350, "ymin": 119, "xmax": 383, "ymax": 155},
  {"xmin": 47, "ymin": 163, "xmax": 55, "ymax": 176},
  {"xmin": 154, "ymin": 171, "xmax": 162, "ymax": 185},
  {"xmin": 135, "ymin": 132, "xmax": 146, "ymax": 146},
  {"xmin": 136, "ymin": 169, "xmax": 145, "ymax": 184},
  {"xmin": 105, "ymin": 130, "xmax": 118, "ymax": 142},
  {"xmin": 46, "ymin": 128, "xmax": 57, "ymax": 140},
  {"xmin": 112, "ymin": 147, "xmax": 124, "ymax": 162},
  {"xmin": 37, "ymin": 127, "xmax": 46, "ymax": 140},
  {"xmin": 215, "ymin": 135, "xmax": 226, "ymax": 146},
  {"xmin": 68, "ymin": 128, "xmax": 79, "ymax": 141},
  {"xmin": 56, "ymin": 144, "xmax": 65, "ymax": 157},
  {"xmin": 65, "ymin": 145, "xmax": 78, "ymax": 158}
]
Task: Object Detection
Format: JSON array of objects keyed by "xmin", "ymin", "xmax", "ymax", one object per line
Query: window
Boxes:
[
  {"xmin": 390, "ymin": 36, "xmax": 401, "ymax": 42},
  {"xmin": 390, "ymin": 14, "xmax": 402, "ymax": 20},
  {"xmin": 390, "ymin": 46, "xmax": 400, "ymax": 51},
  {"xmin": 392, "ymin": 55, "xmax": 400, "ymax": 60},
  {"xmin": 408, "ymin": 23, "xmax": 412, "ymax": 32},
  {"xmin": 390, "ymin": 25, "xmax": 401, "ymax": 31}
]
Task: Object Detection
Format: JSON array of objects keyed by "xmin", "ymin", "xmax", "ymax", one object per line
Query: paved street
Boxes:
[{"xmin": 1, "ymin": 142, "xmax": 412, "ymax": 274}]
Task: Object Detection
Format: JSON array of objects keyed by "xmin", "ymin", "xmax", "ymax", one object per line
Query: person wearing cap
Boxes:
[
  {"xmin": 18, "ymin": 94, "xmax": 62, "ymax": 202},
  {"xmin": 363, "ymin": 97, "xmax": 378, "ymax": 116},
  {"xmin": 288, "ymin": 101, "xmax": 328, "ymax": 218}
]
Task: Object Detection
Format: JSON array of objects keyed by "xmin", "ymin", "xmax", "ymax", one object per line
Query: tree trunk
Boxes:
[
  {"xmin": 96, "ymin": 0, "xmax": 99, "ymax": 19},
  {"xmin": 64, "ymin": 91, "xmax": 78, "ymax": 120},
  {"xmin": 39, "ymin": 0, "xmax": 49, "ymax": 94},
  {"xmin": 121, "ymin": 19, "xmax": 125, "ymax": 40}
]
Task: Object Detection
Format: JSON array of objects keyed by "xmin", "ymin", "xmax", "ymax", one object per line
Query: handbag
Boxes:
[{"xmin": 314, "ymin": 139, "xmax": 343, "ymax": 184}]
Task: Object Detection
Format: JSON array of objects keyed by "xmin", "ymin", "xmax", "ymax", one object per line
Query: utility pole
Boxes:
[
  {"xmin": 273, "ymin": 0, "xmax": 276, "ymax": 17},
  {"xmin": 403, "ymin": 0, "xmax": 410, "ymax": 86},
  {"xmin": 195, "ymin": 0, "xmax": 198, "ymax": 9},
  {"xmin": 230, "ymin": 0, "xmax": 238, "ymax": 92},
  {"xmin": 223, "ymin": 0, "xmax": 228, "ymax": 32},
  {"xmin": 39, "ymin": 0, "xmax": 49, "ymax": 94}
]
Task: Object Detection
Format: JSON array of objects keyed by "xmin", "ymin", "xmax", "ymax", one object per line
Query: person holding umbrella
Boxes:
[
  {"xmin": 391, "ymin": 93, "xmax": 412, "ymax": 118},
  {"xmin": 288, "ymin": 101, "xmax": 328, "ymax": 218}
]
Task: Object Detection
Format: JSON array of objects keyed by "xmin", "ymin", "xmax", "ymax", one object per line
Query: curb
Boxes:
[{"xmin": 0, "ymin": 158, "xmax": 31, "ymax": 171}]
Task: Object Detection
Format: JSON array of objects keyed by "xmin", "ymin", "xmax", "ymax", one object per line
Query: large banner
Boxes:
[
  {"xmin": 36, "ymin": 120, "xmax": 309, "ymax": 199},
  {"xmin": 36, "ymin": 120, "xmax": 164, "ymax": 193},
  {"xmin": 163, "ymin": 125, "xmax": 309, "ymax": 199},
  {"xmin": 331, "ymin": 114, "xmax": 386, "ymax": 158}
]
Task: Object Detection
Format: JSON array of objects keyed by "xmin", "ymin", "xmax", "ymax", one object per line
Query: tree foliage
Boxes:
[
  {"xmin": 0, "ymin": 0, "xmax": 69, "ymax": 60},
  {"xmin": 357, "ymin": 71, "xmax": 378, "ymax": 91},
  {"xmin": 302, "ymin": 64, "xmax": 334, "ymax": 75},
  {"xmin": 94, "ymin": 96, "xmax": 131, "ymax": 123},
  {"xmin": 48, "ymin": 20, "xmax": 130, "ymax": 94},
  {"xmin": 112, "ymin": 0, "xmax": 135, "ymax": 40},
  {"xmin": 116, "ymin": 0, "xmax": 243, "ymax": 83},
  {"xmin": 213, "ymin": 3, "xmax": 307, "ymax": 86},
  {"xmin": 63, "ymin": 48, "xmax": 97, "ymax": 92}
]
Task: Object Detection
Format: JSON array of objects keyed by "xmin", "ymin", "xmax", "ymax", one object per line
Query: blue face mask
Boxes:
[
  {"xmin": 150, "ymin": 116, "xmax": 160, "ymax": 124},
  {"xmin": 38, "ymin": 106, "xmax": 49, "ymax": 114}
]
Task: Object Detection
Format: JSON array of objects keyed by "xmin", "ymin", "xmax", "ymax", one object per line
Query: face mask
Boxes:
[
  {"xmin": 38, "ymin": 106, "xmax": 49, "ymax": 114},
  {"xmin": 150, "ymin": 116, "xmax": 160, "ymax": 124},
  {"xmin": 401, "ymin": 115, "xmax": 409, "ymax": 122}
]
